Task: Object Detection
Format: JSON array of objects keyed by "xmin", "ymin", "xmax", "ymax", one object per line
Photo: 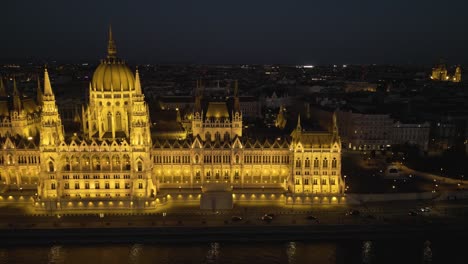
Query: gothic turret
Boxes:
[{"xmin": 40, "ymin": 68, "xmax": 64, "ymax": 147}]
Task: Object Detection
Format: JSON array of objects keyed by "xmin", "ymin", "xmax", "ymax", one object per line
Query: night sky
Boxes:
[{"xmin": 2, "ymin": 0, "xmax": 468, "ymax": 65}]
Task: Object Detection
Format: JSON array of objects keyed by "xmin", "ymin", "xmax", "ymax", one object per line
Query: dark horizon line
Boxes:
[{"xmin": 0, "ymin": 57, "xmax": 459, "ymax": 68}]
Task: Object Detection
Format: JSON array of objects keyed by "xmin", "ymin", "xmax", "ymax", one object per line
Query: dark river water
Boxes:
[{"xmin": 0, "ymin": 239, "xmax": 464, "ymax": 264}]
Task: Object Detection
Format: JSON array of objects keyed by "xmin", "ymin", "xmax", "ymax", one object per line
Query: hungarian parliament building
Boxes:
[{"xmin": 0, "ymin": 28, "xmax": 344, "ymax": 210}]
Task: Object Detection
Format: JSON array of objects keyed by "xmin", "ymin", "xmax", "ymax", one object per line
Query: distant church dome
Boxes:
[{"xmin": 91, "ymin": 26, "xmax": 135, "ymax": 92}]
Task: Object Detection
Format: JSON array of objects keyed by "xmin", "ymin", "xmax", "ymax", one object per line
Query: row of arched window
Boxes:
[{"xmin": 296, "ymin": 157, "xmax": 338, "ymax": 168}]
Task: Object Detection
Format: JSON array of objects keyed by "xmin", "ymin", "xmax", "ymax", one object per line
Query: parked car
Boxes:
[
  {"xmin": 408, "ymin": 210, "xmax": 419, "ymax": 216},
  {"xmin": 419, "ymin": 207, "xmax": 431, "ymax": 213},
  {"xmin": 346, "ymin": 210, "xmax": 360, "ymax": 216},
  {"xmin": 306, "ymin": 216, "xmax": 319, "ymax": 223},
  {"xmin": 264, "ymin": 213, "xmax": 275, "ymax": 218},
  {"xmin": 231, "ymin": 216, "xmax": 243, "ymax": 221}
]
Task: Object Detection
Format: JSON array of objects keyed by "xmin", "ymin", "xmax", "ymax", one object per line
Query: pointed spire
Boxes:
[
  {"xmin": 234, "ymin": 80, "xmax": 240, "ymax": 113},
  {"xmin": 296, "ymin": 114, "xmax": 302, "ymax": 131},
  {"xmin": 36, "ymin": 75, "xmax": 43, "ymax": 105},
  {"xmin": 0, "ymin": 76, "xmax": 6, "ymax": 97},
  {"xmin": 135, "ymin": 67, "xmax": 142, "ymax": 94},
  {"xmin": 332, "ymin": 111, "xmax": 338, "ymax": 134},
  {"xmin": 73, "ymin": 106, "xmax": 81, "ymax": 123},
  {"xmin": 12, "ymin": 78, "xmax": 22, "ymax": 111},
  {"xmin": 234, "ymin": 80, "xmax": 238, "ymax": 97},
  {"xmin": 13, "ymin": 78, "xmax": 19, "ymax": 95},
  {"xmin": 107, "ymin": 24, "xmax": 117, "ymax": 59},
  {"xmin": 43, "ymin": 67, "xmax": 54, "ymax": 97}
]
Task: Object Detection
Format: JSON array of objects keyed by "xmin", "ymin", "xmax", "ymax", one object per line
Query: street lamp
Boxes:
[{"xmin": 343, "ymin": 175, "xmax": 347, "ymax": 194}]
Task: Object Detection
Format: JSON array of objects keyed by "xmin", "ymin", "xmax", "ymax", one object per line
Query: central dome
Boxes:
[
  {"xmin": 91, "ymin": 26, "xmax": 135, "ymax": 92},
  {"xmin": 92, "ymin": 60, "xmax": 135, "ymax": 92}
]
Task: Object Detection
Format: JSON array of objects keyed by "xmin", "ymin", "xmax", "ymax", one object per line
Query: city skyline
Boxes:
[{"xmin": 2, "ymin": 0, "xmax": 468, "ymax": 65}]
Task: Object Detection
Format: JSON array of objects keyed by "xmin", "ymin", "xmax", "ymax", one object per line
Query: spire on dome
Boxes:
[
  {"xmin": 0, "ymin": 76, "xmax": 6, "ymax": 97},
  {"xmin": 107, "ymin": 24, "xmax": 117, "ymax": 59},
  {"xmin": 43, "ymin": 68, "xmax": 54, "ymax": 97}
]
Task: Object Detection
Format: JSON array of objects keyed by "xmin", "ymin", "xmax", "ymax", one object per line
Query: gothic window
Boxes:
[
  {"xmin": 195, "ymin": 155, "xmax": 199, "ymax": 164},
  {"xmin": 330, "ymin": 179, "xmax": 336, "ymax": 185},
  {"xmin": 215, "ymin": 132, "xmax": 221, "ymax": 141},
  {"xmin": 295, "ymin": 178, "xmax": 300, "ymax": 185},
  {"xmin": 321, "ymin": 179, "xmax": 327, "ymax": 185},
  {"xmin": 48, "ymin": 161, "xmax": 54, "ymax": 172},
  {"xmin": 85, "ymin": 182, "xmax": 90, "ymax": 189},
  {"xmin": 323, "ymin": 158, "xmax": 328, "ymax": 168},
  {"xmin": 116, "ymin": 112, "xmax": 122, "ymax": 130},
  {"xmin": 332, "ymin": 158, "xmax": 337, "ymax": 168},
  {"xmin": 107, "ymin": 112, "xmax": 112, "ymax": 131},
  {"xmin": 313, "ymin": 178, "xmax": 318, "ymax": 185},
  {"xmin": 224, "ymin": 171, "xmax": 229, "ymax": 180},
  {"xmin": 205, "ymin": 132, "xmax": 211, "ymax": 141},
  {"xmin": 305, "ymin": 158, "xmax": 310, "ymax": 168},
  {"xmin": 224, "ymin": 132, "xmax": 230, "ymax": 141},
  {"xmin": 51, "ymin": 183, "xmax": 56, "ymax": 190},
  {"xmin": 313, "ymin": 158, "xmax": 319, "ymax": 168},
  {"xmin": 234, "ymin": 170, "xmax": 239, "ymax": 180},
  {"xmin": 235, "ymin": 155, "xmax": 239, "ymax": 164},
  {"xmin": 215, "ymin": 170, "xmax": 220, "ymax": 180},
  {"xmin": 295, "ymin": 159, "xmax": 301, "ymax": 168},
  {"xmin": 195, "ymin": 171, "xmax": 201, "ymax": 180},
  {"xmin": 304, "ymin": 179, "xmax": 309, "ymax": 185},
  {"xmin": 137, "ymin": 161, "xmax": 143, "ymax": 172},
  {"xmin": 138, "ymin": 182, "xmax": 143, "ymax": 189}
]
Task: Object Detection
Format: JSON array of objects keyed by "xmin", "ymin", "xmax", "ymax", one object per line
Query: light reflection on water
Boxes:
[
  {"xmin": 48, "ymin": 245, "xmax": 65, "ymax": 264},
  {"xmin": 0, "ymin": 239, "xmax": 464, "ymax": 264},
  {"xmin": 362, "ymin": 241, "xmax": 373, "ymax": 264},
  {"xmin": 286, "ymin": 241, "xmax": 296, "ymax": 264},
  {"xmin": 128, "ymin": 244, "xmax": 143, "ymax": 264}
]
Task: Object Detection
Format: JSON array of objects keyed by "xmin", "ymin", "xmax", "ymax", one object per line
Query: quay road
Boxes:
[{"xmin": 1, "ymin": 200, "xmax": 467, "ymax": 231}]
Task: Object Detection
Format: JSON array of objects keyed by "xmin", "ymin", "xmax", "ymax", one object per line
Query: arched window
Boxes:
[
  {"xmin": 305, "ymin": 158, "xmax": 310, "ymax": 168},
  {"xmin": 323, "ymin": 158, "xmax": 328, "ymax": 168},
  {"xmin": 313, "ymin": 158, "xmax": 319, "ymax": 168},
  {"xmin": 48, "ymin": 161, "xmax": 54, "ymax": 172},
  {"xmin": 215, "ymin": 132, "xmax": 221, "ymax": 141},
  {"xmin": 195, "ymin": 155, "xmax": 199, "ymax": 164},
  {"xmin": 332, "ymin": 158, "xmax": 337, "ymax": 168},
  {"xmin": 107, "ymin": 112, "xmax": 112, "ymax": 131},
  {"xmin": 235, "ymin": 155, "xmax": 240, "ymax": 164},
  {"xmin": 137, "ymin": 161, "xmax": 143, "ymax": 172},
  {"xmin": 295, "ymin": 159, "xmax": 301, "ymax": 168},
  {"xmin": 116, "ymin": 112, "xmax": 122, "ymax": 130},
  {"xmin": 205, "ymin": 132, "xmax": 211, "ymax": 141},
  {"xmin": 224, "ymin": 132, "xmax": 230, "ymax": 141}
]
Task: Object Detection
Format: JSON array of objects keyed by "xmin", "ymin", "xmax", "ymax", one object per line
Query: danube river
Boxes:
[{"xmin": 0, "ymin": 239, "xmax": 464, "ymax": 264}]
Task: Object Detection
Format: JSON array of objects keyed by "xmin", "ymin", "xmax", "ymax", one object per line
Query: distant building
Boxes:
[
  {"xmin": 391, "ymin": 121, "xmax": 431, "ymax": 151},
  {"xmin": 431, "ymin": 63, "xmax": 461, "ymax": 83}
]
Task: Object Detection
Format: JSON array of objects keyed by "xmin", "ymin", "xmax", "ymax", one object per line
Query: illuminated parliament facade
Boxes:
[{"xmin": 0, "ymin": 29, "xmax": 344, "ymax": 210}]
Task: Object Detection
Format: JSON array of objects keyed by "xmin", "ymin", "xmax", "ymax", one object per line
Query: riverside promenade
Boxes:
[{"xmin": 1, "ymin": 199, "xmax": 468, "ymax": 245}]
